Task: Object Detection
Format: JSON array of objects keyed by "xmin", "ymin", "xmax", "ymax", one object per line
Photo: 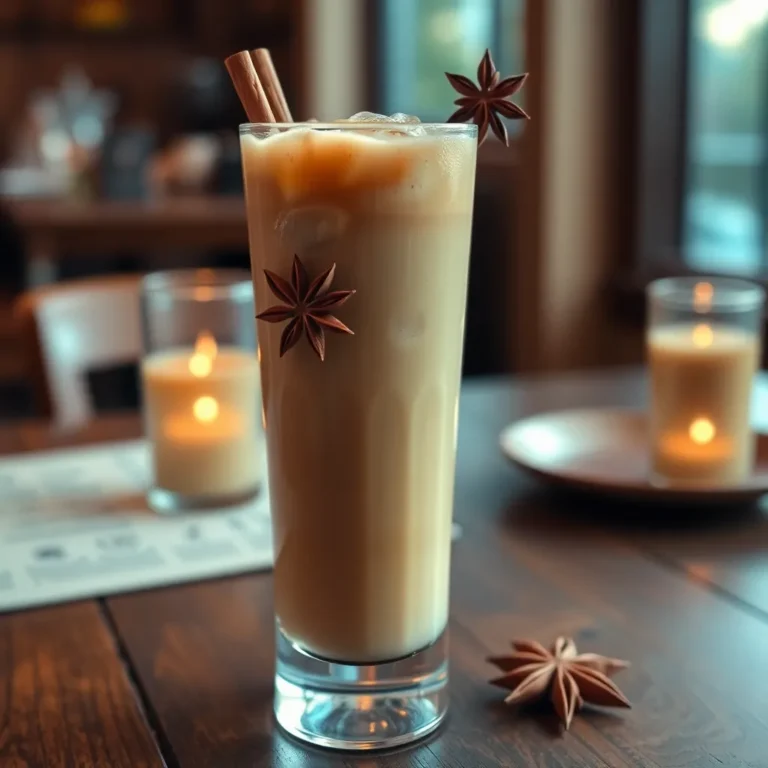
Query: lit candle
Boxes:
[
  {"xmin": 648, "ymin": 322, "xmax": 759, "ymax": 485},
  {"xmin": 142, "ymin": 331, "xmax": 262, "ymax": 500}
]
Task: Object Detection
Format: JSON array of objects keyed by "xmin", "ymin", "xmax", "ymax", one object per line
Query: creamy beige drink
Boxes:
[
  {"xmin": 648, "ymin": 323, "xmax": 760, "ymax": 485},
  {"xmin": 241, "ymin": 122, "xmax": 476, "ymax": 663}
]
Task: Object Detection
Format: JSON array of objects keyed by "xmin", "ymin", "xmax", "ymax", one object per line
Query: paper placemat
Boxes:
[
  {"xmin": 0, "ymin": 440, "xmax": 273, "ymax": 613},
  {"xmin": 0, "ymin": 440, "xmax": 463, "ymax": 614}
]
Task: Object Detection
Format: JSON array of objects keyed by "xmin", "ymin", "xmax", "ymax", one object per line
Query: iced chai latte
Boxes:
[{"xmin": 241, "ymin": 116, "xmax": 477, "ymax": 748}]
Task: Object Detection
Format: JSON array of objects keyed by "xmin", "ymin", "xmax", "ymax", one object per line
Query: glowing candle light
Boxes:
[
  {"xmin": 142, "ymin": 335, "xmax": 262, "ymax": 501},
  {"xmin": 689, "ymin": 417, "xmax": 715, "ymax": 445},
  {"xmin": 648, "ymin": 277, "xmax": 763, "ymax": 487},
  {"xmin": 649, "ymin": 325, "xmax": 759, "ymax": 485},
  {"xmin": 691, "ymin": 324, "xmax": 713, "ymax": 349}
]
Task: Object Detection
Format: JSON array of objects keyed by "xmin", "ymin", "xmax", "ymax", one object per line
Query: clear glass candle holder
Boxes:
[
  {"xmin": 241, "ymin": 121, "xmax": 478, "ymax": 750},
  {"xmin": 647, "ymin": 276, "xmax": 765, "ymax": 487},
  {"xmin": 140, "ymin": 269, "xmax": 263, "ymax": 514}
]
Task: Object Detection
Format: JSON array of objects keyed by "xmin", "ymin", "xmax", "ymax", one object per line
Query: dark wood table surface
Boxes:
[{"xmin": 2, "ymin": 369, "xmax": 768, "ymax": 768}]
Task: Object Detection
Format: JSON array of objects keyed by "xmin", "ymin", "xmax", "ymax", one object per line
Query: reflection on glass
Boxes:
[
  {"xmin": 685, "ymin": 0, "xmax": 768, "ymax": 274},
  {"xmin": 379, "ymin": 0, "xmax": 525, "ymax": 125}
]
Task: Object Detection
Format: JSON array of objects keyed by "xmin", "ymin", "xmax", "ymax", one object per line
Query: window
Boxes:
[
  {"xmin": 684, "ymin": 0, "xmax": 768, "ymax": 275},
  {"xmin": 374, "ymin": 0, "xmax": 525, "ymax": 123}
]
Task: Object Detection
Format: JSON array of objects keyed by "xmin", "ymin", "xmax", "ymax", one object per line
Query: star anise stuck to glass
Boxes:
[
  {"xmin": 488, "ymin": 637, "xmax": 631, "ymax": 730},
  {"xmin": 256, "ymin": 254, "xmax": 355, "ymax": 361},
  {"xmin": 446, "ymin": 49, "xmax": 529, "ymax": 146}
]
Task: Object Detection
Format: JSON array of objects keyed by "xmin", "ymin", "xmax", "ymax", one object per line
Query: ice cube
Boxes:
[
  {"xmin": 388, "ymin": 113, "xmax": 421, "ymax": 124},
  {"xmin": 345, "ymin": 111, "xmax": 392, "ymax": 123},
  {"xmin": 277, "ymin": 206, "xmax": 349, "ymax": 251},
  {"xmin": 340, "ymin": 111, "xmax": 424, "ymax": 136}
]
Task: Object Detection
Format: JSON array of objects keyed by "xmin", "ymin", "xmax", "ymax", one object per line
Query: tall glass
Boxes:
[
  {"xmin": 141, "ymin": 269, "xmax": 263, "ymax": 513},
  {"xmin": 240, "ymin": 122, "xmax": 477, "ymax": 750},
  {"xmin": 647, "ymin": 276, "xmax": 764, "ymax": 487}
]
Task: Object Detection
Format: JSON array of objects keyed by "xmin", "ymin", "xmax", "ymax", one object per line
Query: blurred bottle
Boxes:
[{"xmin": 4, "ymin": 68, "xmax": 117, "ymax": 200}]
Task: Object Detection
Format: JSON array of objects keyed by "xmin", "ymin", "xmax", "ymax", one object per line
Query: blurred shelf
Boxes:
[
  {"xmin": 6, "ymin": 196, "xmax": 248, "ymax": 255},
  {"xmin": 0, "ymin": 16, "xmax": 292, "ymax": 44},
  {"xmin": 0, "ymin": 26, "xmax": 184, "ymax": 44}
]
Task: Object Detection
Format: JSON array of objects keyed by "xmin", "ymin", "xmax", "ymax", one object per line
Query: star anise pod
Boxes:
[
  {"xmin": 256, "ymin": 254, "xmax": 355, "ymax": 361},
  {"xmin": 445, "ymin": 49, "xmax": 529, "ymax": 146},
  {"xmin": 488, "ymin": 637, "xmax": 631, "ymax": 730}
]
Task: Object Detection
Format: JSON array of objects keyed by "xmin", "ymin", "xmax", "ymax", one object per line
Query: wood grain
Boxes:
[
  {"xmin": 622, "ymin": 509, "xmax": 768, "ymax": 619},
  {"xmin": 102, "ymin": 372, "xmax": 768, "ymax": 766},
  {"xmin": 471, "ymin": 373, "xmax": 768, "ymax": 631},
  {"xmin": 0, "ymin": 602, "xmax": 163, "ymax": 767},
  {"xmin": 108, "ymin": 577, "xmax": 633, "ymax": 768},
  {"xmin": 4, "ymin": 371, "xmax": 768, "ymax": 765}
]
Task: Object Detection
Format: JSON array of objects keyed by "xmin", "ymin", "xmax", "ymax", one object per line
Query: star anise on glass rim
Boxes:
[
  {"xmin": 256, "ymin": 254, "xmax": 355, "ymax": 361},
  {"xmin": 488, "ymin": 637, "xmax": 631, "ymax": 730},
  {"xmin": 445, "ymin": 48, "xmax": 529, "ymax": 146}
]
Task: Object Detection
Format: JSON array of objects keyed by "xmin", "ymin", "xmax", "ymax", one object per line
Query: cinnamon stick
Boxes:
[
  {"xmin": 250, "ymin": 49, "xmax": 293, "ymax": 122},
  {"xmin": 224, "ymin": 50, "xmax": 275, "ymax": 123}
]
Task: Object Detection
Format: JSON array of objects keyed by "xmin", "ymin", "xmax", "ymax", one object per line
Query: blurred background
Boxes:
[{"xmin": 0, "ymin": 0, "xmax": 765, "ymax": 422}]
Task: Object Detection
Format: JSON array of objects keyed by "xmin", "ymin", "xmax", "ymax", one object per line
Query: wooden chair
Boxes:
[{"xmin": 15, "ymin": 275, "xmax": 142, "ymax": 427}]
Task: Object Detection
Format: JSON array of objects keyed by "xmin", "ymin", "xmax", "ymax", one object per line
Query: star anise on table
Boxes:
[
  {"xmin": 256, "ymin": 254, "xmax": 355, "ymax": 361},
  {"xmin": 488, "ymin": 637, "xmax": 631, "ymax": 730},
  {"xmin": 445, "ymin": 49, "xmax": 529, "ymax": 146}
]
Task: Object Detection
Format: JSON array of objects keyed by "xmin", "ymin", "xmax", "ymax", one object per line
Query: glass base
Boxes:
[
  {"xmin": 274, "ymin": 625, "xmax": 448, "ymax": 751},
  {"xmin": 147, "ymin": 484, "xmax": 261, "ymax": 514}
]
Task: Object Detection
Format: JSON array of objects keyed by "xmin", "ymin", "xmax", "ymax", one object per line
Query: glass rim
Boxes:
[
  {"xmin": 647, "ymin": 276, "xmax": 765, "ymax": 313},
  {"xmin": 141, "ymin": 268, "xmax": 253, "ymax": 302},
  {"xmin": 238, "ymin": 121, "xmax": 478, "ymax": 136}
]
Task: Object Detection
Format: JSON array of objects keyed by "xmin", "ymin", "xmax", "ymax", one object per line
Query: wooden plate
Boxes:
[{"xmin": 499, "ymin": 408, "xmax": 768, "ymax": 505}]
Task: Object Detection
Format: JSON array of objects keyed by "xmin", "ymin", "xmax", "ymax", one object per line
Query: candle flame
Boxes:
[
  {"xmin": 692, "ymin": 323, "xmax": 714, "ymax": 348},
  {"xmin": 195, "ymin": 330, "xmax": 218, "ymax": 358},
  {"xmin": 693, "ymin": 281, "xmax": 714, "ymax": 312},
  {"xmin": 689, "ymin": 417, "xmax": 715, "ymax": 445},
  {"xmin": 188, "ymin": 331, "xmax": 218, "ymax": 378},
  {"xmin": 193, "ymin": 395, "xmax": 219, "ymax": 423},
  {"xmin": 193, "ymin": 275, "xmax": 216, "ymax": 302}
]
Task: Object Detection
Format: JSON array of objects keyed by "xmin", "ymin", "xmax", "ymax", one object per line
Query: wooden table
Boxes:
[{"xmin": 2, "ymin": 369, "xmax": 768, "ymax": 767}]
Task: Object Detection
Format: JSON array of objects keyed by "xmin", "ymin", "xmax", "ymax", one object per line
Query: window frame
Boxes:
[
  {"xmin": 364, "ymin": 0, "xmax": 522, "ymax": 121},
  {"xmin": 632, "ymin": 0, "xmax": 768, "ymax": 284},
  {"xmin": 634, "ymin": 0, "xmax": 691, "ymax": 273}
]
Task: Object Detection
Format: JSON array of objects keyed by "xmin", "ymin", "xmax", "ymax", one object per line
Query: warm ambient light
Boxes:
[
  {"xmin": 196, "ymin": 330, "xmax": 218, "ymax": 358},
  {"xmin": 693, "ymin": 281, "xmax": 714, "ymax": 312},
  {"xmin": 188, "ymin": 354, "xmax": 212, "ymax": 377},
  {"xmin": 692, "ymin": 323, "xmax": 714, "ymax": 348},
  {"xmin": 193, "ymin": 395, "xmax": 219, "ymax": 423},
  {"xmin": 75, "ymin": 0, "xmax": 128, "ymax": 29},
  {"xmin": 689, "ymin": 418, "xmax": 716, "ymax": 445},
  {"xmin": 188, "ymin": 331, "xmax": 218, "ymax": 378}
]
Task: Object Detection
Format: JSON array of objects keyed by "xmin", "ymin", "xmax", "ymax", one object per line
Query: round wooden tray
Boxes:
[{"xmin": 499, "ymin": 408, "xmax": 768, "ymax": 505}]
